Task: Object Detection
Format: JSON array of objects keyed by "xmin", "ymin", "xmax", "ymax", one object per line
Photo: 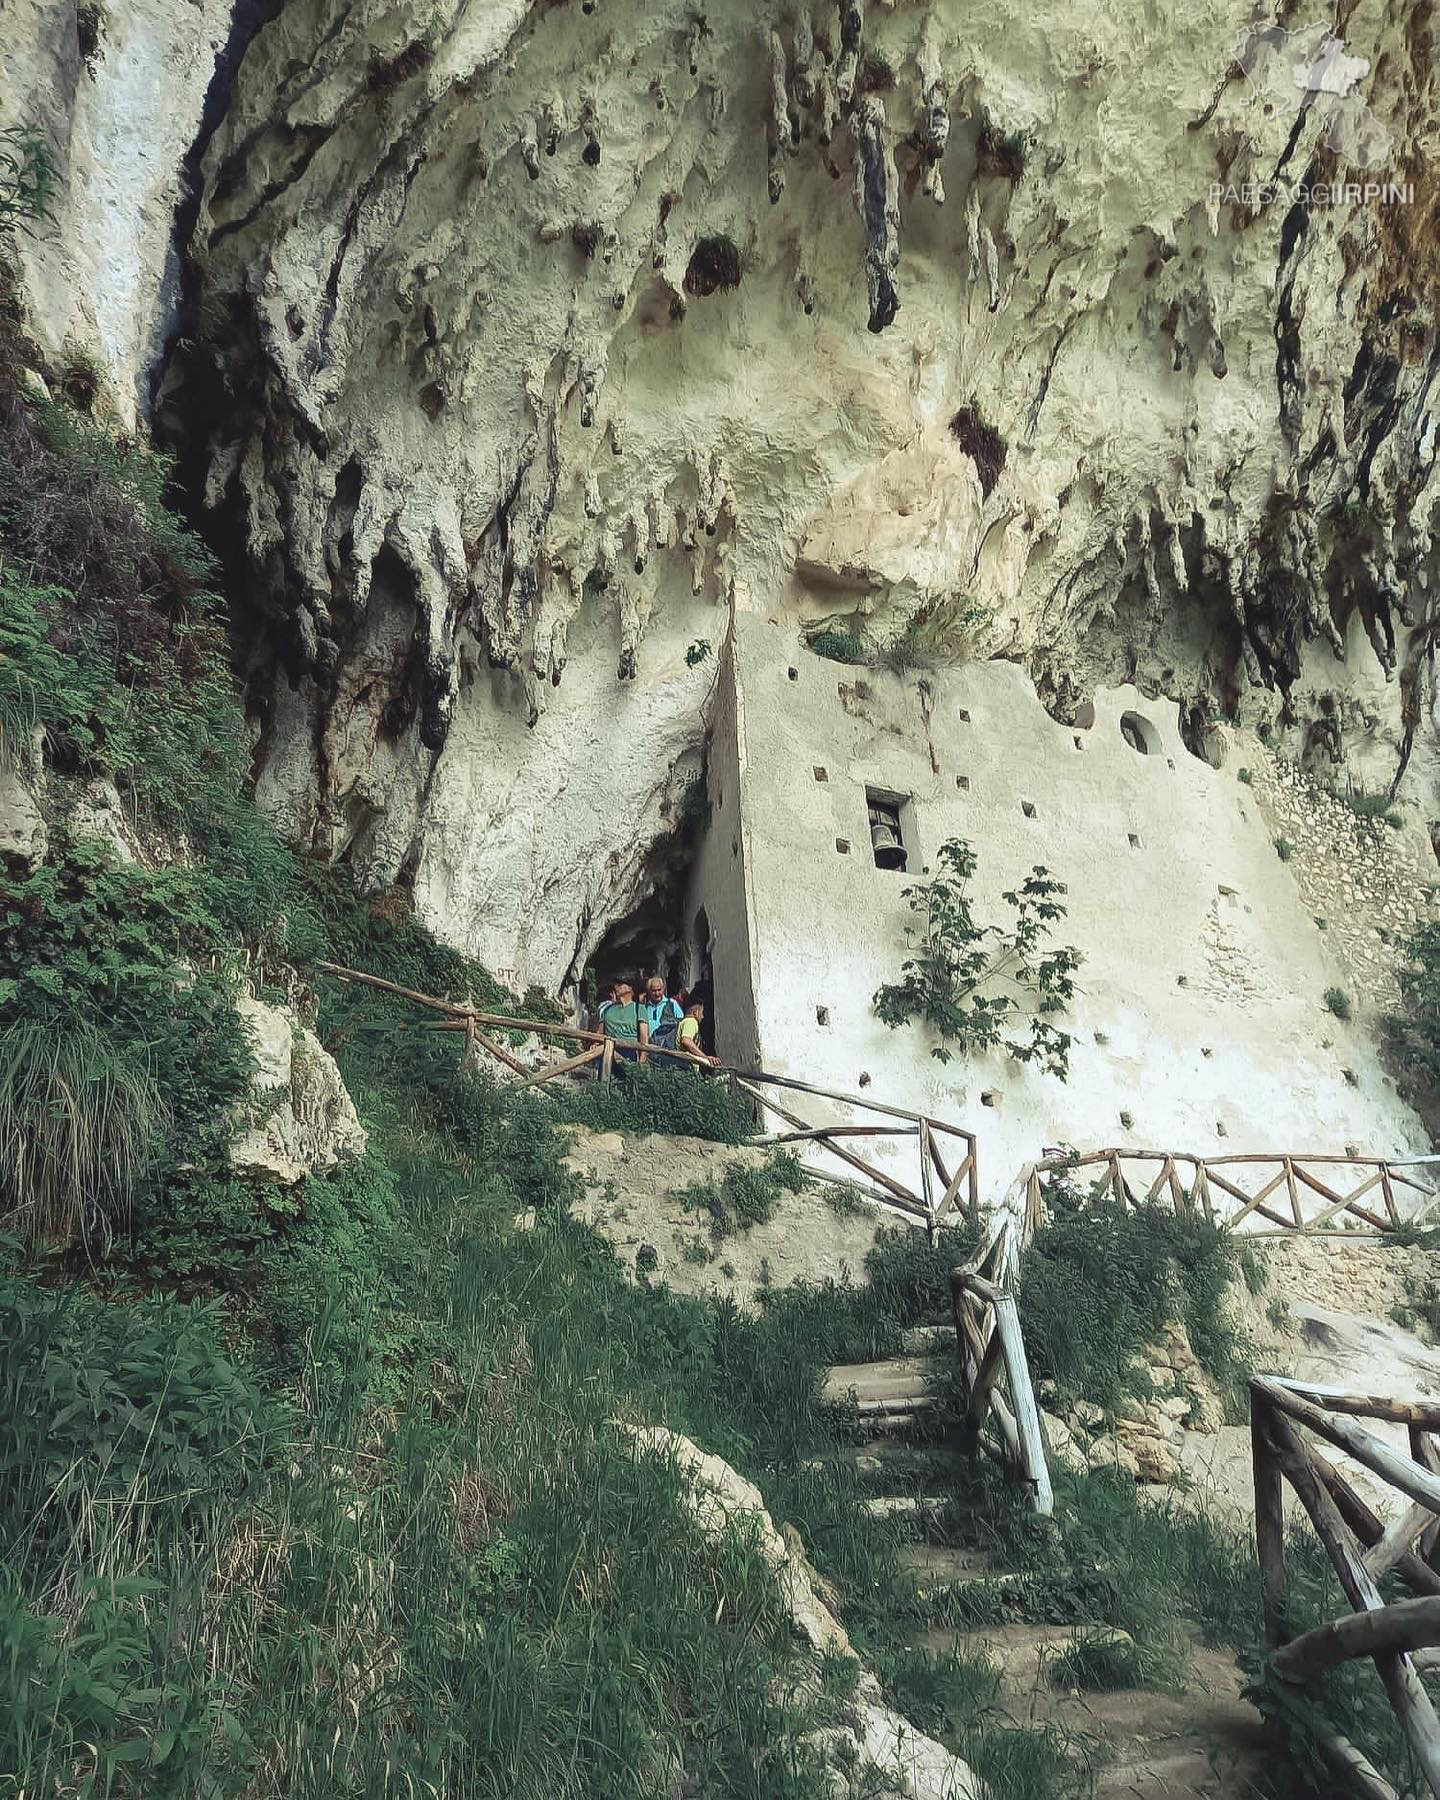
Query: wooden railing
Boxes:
[
  {"xmin": 1024, "ymin": 1148, "xmax": 1438, "ymax": 1236},
  {"xmin": 1251, "ymin": 1377, "xmax": 1440, "ymax": 1797},
  {"xmin": 950, "ymin": 1221, "xmax": 1053, "ymax": 1516},
  {"xmin": 316, "ymin": 962, "xmax": 979, "ymax": 1232}
]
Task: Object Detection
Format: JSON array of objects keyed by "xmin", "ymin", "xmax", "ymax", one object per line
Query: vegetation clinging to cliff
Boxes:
[{"xmin": 873, "ymin": 836, "xmax": 1081, "ymax": 1076}]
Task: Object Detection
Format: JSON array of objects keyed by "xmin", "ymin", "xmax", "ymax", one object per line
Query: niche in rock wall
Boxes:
[
  {"xmin": 1180, "ymin": 699, "xmax": 1229, "ymax": 769},
  {"xmin": 1120, "ymin": 711, "xmax": 1158, "ymax": 755}
]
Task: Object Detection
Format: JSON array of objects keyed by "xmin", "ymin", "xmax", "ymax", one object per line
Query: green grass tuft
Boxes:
[{"xmin": 0, "ymin": 1018, "xmax": 168, "ymax": 1249}]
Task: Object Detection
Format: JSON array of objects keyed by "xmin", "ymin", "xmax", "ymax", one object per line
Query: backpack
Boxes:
[{"xmin": 647, "ymin": 997, "xmax": 681, "ymax": 1050}]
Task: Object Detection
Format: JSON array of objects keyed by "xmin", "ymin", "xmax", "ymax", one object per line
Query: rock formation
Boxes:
[
  {"xmin": 5, "ymin": 0, "xmax": 1440, "ymax": 991},
  {"xmin": 230, "ymin": 995, "xmax": 368, "ymax": 1186}
]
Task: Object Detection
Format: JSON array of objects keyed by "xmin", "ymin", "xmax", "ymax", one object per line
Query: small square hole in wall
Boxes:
[
  {"xmin": 980, "ymin": 1089, "xmax": 1000, "ymax": 1109},
  {"xmin": 1074, "ymin": 734, "xmax": 1086, "ymax": 751},
  {"xmin": 1216, "ymin": 1121, "xmax": 1228, "ymax": 1137},
  {"xmin": 957, "ymin": 708, "xmax": 971, "ymax": 723},
  {"xmin": 956, "ymin": 775, "xmax": 970, "ymax": 791},
  {"xmin": 1119, "ymin": 1110, "xmax": 1134, "ymax": 1130},
  {"xmin": 1021, "ymin": 800, "xmax": 1037, "ymax": 819},
  {"xmin": 1093, "ymin": 1030, "xmax": 1109, "ymax": 1046},
  {"xmin": 813, "ymin": 766, "xmax": 828, "ymax": 782},
  {"xmin": 788, "ymin": 667, "xmax": 798, "ymax": 681},
  {"xmin": 835, "ymin": 838, "xmax": 850, "ymax": 855},
  {"xmin": 1167, "ymin": 757, "xmax": 1176, "ymax": 770},
  {"xmin": 1201, "ymin": 1046, "xmax": 1213, "ymax": 1058},
  {"xmin": 816, "ymin": 1006, "xmax": 830, "ymax": 1026},
  {"xmin": 1128, "ymin": 832, "xmax": 1142, "ymax": 849}
]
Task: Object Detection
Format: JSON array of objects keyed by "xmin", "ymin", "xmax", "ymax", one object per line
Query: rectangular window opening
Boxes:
[{"xmin": 866, "ymin": 787, "xmax": 914, "ymax": 872}]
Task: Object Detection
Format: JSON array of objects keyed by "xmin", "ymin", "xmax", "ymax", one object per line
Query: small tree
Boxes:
[
  {"xmin": 873, "ymin": 837, "xmax": 1081, "ymax": 1077},
  {"xmin": 1389, "ymin": 921, "xmax": 1440, "ymax": 1093}
]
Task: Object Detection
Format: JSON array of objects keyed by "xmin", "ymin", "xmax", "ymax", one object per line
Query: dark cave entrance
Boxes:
[{"xmin": 571, "ymin": 771, "xmax": 711, "ymax": 1031}]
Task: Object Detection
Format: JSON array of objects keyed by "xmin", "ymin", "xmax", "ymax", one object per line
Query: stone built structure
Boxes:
[{"xmin": 688, "ymin": 616, "xmax": 1430, "ymax": 1195}]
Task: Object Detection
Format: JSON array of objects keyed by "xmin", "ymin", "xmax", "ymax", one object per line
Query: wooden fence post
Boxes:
[{"xmin": 1252, "ymin": 1389, "xmax": 1288, "ymax": 1646}]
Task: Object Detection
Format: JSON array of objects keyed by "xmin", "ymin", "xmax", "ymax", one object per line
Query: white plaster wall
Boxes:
[
  {"xmin": 685, "ymin": 627, "xmax": 761, "ymax": 1068},
  {"xmin": 708, "ymin": 615, "xmax": 1429, "ymax": 1206}
]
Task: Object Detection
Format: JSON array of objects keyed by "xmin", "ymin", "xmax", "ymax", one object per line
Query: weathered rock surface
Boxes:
[
  {"xmin": 0, "ymin": 762, "xmax": 48, "ymax": 875},
  {"xmin": 2, "ymin": 0, "xmax": 239, "ymax": 422},
  {"xmin": 622, "ymin": 1422, "xmax": 984, "ymax": 1800},
  {"xmin": 565, "ymin": 1125, "xmax": 884, "ymax": 1307},
  {"xmin": 230, "ymin": 995, "xmax": 368, "ymax": 1184},
  {"xmin": 7, "ymin": 0, "xmax": 1440, "ymax": 997}
]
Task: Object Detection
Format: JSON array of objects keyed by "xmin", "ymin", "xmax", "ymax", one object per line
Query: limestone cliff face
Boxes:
[{"xmin": 8, "ymin": 0, "xmax": 1440, "ymax": 989}]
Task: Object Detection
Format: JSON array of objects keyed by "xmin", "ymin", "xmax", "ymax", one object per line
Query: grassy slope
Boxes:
[{"xmin": 0, "ymin": 271, "xmax": 1410, "ymax": 1799}]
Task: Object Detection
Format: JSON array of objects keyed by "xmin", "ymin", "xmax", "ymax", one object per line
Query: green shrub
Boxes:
[
  {"xmin": 0, "ymin": 850, "xmax": 254, "ymax": 1255},
  {"xmin": 1017, "ymin": 1179, "xmax": 1246, "ymax": 1414},
  {"xmin": 1323, "ymin": 986, "xmax": 1352, "ymax": 1021},
  {"xmin": 1388, "ymin": 920, "xmax": 1440, "ymax": 1094},
  {"xmin": 873, "ymin": 837, "xmax": 1081, "ymax": 1076},
  {"xmin": 0, "ymin": 1260, "xmax": 279, "ymax": 1503},
  {"xmin": 1334, "ymin": 786, "xmax": 1402, "ymax": 829},
  {"xmin": 875, "ymin": 597, "xmax": 991, "ymax": 676},
  {"xmin": 547, "ymin": 1062, "xmax": 754, "ymax": 1144},
  {"xmin": 1273, "ymin": 836, "xmax": 1294, "ymax": 861},
  {"xmin": 1046, "ymin": 1630, "xmax": 1149, "ymax": 1692},
  {"xmin": 806, "ymin": 626, "xmax": 867, "ymax": 665},
  {"xmin": 1237, "ymin": 767, "xmax": 1253, "ymax": 785},
  {"xmin": 0, "ymin": 126, "xmax": 57, "ymax": 236},
  {"xmin": 677, "ymin": 1151, "xmax": 808, "ymax": 1238}
]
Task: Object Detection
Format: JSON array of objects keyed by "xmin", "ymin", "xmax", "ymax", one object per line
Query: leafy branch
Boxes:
[
  {"xmin": 0, "ymin": 126, "xmax": 58, "ymax": 238},
  {"xmin": 872, "ymin": 837, "xmax": 1081, "ymax": 1077}
]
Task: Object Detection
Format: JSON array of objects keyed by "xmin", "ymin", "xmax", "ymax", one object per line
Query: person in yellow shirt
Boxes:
[{"xmin": 675, "ymin": 999, "xmax": 719, "ymax": 1069}]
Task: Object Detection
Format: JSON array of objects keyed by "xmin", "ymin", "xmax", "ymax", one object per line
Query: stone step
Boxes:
[
  {"xmin": 822, "ymin": 1355, "xmax": 946, "ymax": 1409},
  {"xmin": 801, "ymin": 1443, "xmax": 962, "ymax": 1488},
  {"xmin": 917, "ymin": 1624, "xmax": 1268, "ymax": 1797},
  {"xmin": 923, "ymin": 1620, "xmax": 1135, "ymax": 1688},
  {"xmin": 896, "ymin": 1543, "xmax": 1018, "ymax": 1599},
  {"xmin": 1097, "ymin": 1746, "xmax": 1233, "ymax": 1797},
  {"xmin": 863, "ymin": 1492, "xmax": 950, "ymax": 1524}
]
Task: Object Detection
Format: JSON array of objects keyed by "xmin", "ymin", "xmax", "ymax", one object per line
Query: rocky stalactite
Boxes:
[{"xmin": 853, "ymin": 96, "xmax": 901, "ymax": 334}]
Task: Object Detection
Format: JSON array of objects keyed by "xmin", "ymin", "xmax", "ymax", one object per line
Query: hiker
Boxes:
[
  {"xmin": 598, "ymin": 979, "xmax": 647, "ymax": 1067},
  {"xmin": 643, "ymin": 975, "xmax": 683, "ymax": 1066},
  {"xmin": 676, "ymin": 998, "xmax": 719, "ymax": 1069},
  {"xmin": 688, "ymin": 961, "xmax": 716, "ymax": 1055}
]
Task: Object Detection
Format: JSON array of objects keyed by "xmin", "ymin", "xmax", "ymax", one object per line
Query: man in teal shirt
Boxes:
[{"xmin": 598, "ymin": 980, "xmax": 648, "ymax": 1065}]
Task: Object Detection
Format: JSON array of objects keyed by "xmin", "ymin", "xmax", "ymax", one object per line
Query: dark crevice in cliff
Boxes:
[{"xmin": 146, "ymin": 0, "xmax": 287, "ymax": 422}]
